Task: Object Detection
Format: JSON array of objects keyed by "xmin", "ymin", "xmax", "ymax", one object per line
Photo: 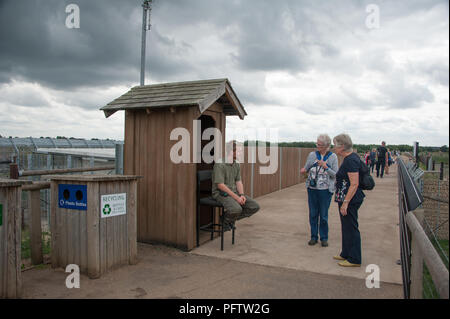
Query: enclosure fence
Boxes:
[{"xmin": 398, "ymin": 156, "xmax": 449, "ymax": 299}]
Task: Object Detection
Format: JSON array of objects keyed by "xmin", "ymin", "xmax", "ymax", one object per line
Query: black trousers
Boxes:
[
  {"xmin": 339, "ymin": 201, "xmax": 363, "ymax": 264},
  {"xmin": 376, "ymin": 160, "xmax": 386, "ymax": 177}
]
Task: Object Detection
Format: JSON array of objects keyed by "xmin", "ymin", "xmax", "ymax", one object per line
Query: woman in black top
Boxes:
[{"xmin": 332, "ymin": 134, "xmax": 365, "ymax": 267}]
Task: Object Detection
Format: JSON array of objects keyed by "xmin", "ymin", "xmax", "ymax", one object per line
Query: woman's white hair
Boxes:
[
  {"xmin": 317, "ymin": 134, "xmax": 331, "ymax": 150},
  {"xmin": 333, "ymin": 133, "xmax": 353, "ymax": 152}
]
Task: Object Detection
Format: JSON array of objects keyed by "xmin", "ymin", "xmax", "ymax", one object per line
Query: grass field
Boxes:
[
  {"xmin": 21, "ymin": 228, "xmax": 51, "ymax": 268},
  {"xmin": 423, "ymin": 238, "xmax": 449, "ymax": 299},
  {"xmin": 432, "ymin": 152, "xmax": 449, "ymax": 165}
]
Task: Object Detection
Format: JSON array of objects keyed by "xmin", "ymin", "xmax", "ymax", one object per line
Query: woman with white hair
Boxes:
[
  {"xmin": 332, "ymin": 133, "xmax": 365, "ymax": 267},
  {"xmin": 300, "ymin": 134, "xmax": 338, "ymax": 247}
]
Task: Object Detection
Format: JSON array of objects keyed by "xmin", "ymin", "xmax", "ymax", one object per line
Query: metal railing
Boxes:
[{"xmin": 398, "ymin": 157, "xmax": 449, "ymax": 299}]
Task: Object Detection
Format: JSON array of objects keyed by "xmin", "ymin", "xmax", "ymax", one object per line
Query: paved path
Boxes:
[{"xmin": 20, "ymin": 164, "xmax": 402, "ymax": 299}]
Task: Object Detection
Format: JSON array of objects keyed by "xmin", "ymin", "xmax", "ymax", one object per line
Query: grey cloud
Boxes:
[
  {"xmin": 360, "ymin": 49, "xmax": 395, "ymax": 72},
  {"xmin": 410, "ymin": 62, "xmax": 449, "ymax": 87},
  {"xmin": 0, "ymin": 0, "xmax": 196, "ymax": 90},
  {"xmin": 0, "ymin": 86, "xmax": 48, "ymax": 107},
  {"xmin": 0, "ymin": 0, "xmax": 447, "ymax": 119},
  {"xmin": 379, "ymin": 76, "xmax": 435, "ymax": 109},
  {"xmin": 2, "ymin": 0, "xmax": 445, "ymax": 90}
]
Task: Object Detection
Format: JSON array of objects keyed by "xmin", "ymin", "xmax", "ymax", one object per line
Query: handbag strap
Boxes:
[{"xmin": 316, "ymin": 151, "xmax": 332, "ymax": 162}]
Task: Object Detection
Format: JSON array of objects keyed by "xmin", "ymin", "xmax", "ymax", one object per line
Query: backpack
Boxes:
[{"xmin": 359, "ymin": 159, "xmax": 375, "ymax": 190}]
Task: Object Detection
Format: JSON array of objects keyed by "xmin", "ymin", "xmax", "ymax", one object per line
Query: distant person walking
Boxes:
[
  {"xmin": 332, "ymin": 133, "xmax": 365, "ymax": 267},
  {"xmin": 300, "ymin": 134, "xmax": 339, "ymax": 247},
  {"xmin": 369, "ymin": 148, "xmax": 377, "ymax": 174},
  {"xmin": 364, "ymin": 151, "xmax": 370, "ymax": 166},
  {"xmin": 385, "ymin": 148, "xmax": 393, "ymax": 175},
  {"xmin": 376, "ymin": 141, "xmax": 389, "ymax": 178}
]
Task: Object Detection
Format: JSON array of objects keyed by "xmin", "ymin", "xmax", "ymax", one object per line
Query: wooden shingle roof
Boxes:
[{"xmin": 100, "ymin": 78, "xmax": 247, "ymax": 119}]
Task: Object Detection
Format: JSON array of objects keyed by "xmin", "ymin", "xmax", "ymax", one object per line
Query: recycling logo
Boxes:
[{"xmin": 103, "ymin": 204, "xmax": 111, "ymax": 215}]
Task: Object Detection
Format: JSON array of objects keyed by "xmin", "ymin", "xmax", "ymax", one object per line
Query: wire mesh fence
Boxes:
[{"xmin": 405, "ymin": 157, "xmax": 449, "ymax": 298}]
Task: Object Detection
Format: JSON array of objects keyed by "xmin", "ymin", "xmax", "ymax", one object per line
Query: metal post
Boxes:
[
  {"xmin": 140, "ymin": 1, "xmax": 152, "ymax": 86},
  {"xmin": 247, "ymin": 143, "xmax": 255, "ymax": 198},
  {"xmin": 47, "ymin": 154, "xmax": 52, "ymax": 229},
  {"xmin": 47, "ymin": 154, "xmax": 52, "ymax": 170},
  {"xmin": 115, "ymin": 143, "xmax": 124, "ymax": 175},
  {"xmin": 29, "ymin": 136, "xmax": 37, "ymax": 150},
  {"xmin": 9, "ymin": 137, "xmax": 19, "ymax": 156},
  {"xmin": 440, "ymin": 162, "xmax": 444, "ymax": 180},
  {"xmin": 415, "ymin": 142, "xmax": 419, "ymax": 164},
  {"xmin": 28, "ymin": 153, "xmax": 34, "ymax": 180}
]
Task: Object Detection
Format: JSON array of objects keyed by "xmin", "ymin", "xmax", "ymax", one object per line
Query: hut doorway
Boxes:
[
  {"xmin": 197, "ymin": 114, "xmax": 220, "ymax": 236},
  {"xmin": 197, "ymin": 114, "xmax": 217, "ymax": 171}
]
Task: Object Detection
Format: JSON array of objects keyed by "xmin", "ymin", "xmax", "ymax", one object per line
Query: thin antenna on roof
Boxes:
[{"xmin": 140, "ymin": 0, "xmax": 153, "ymax": 86}]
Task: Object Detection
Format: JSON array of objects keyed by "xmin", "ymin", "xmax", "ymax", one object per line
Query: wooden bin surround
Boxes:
[{"xmin": 49, "ymin": 175, "xmax": 140, "ymax": 279}]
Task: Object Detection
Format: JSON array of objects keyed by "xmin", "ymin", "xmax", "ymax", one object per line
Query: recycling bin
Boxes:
[{"xmin": 49, "ymin": 175, "xmax": 140, "ymax": 279}]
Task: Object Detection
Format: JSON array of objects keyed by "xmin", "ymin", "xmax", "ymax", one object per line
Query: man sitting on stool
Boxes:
[{"xmin": 212, "ymin": 141, "xmax": 260, "ymax": 231}]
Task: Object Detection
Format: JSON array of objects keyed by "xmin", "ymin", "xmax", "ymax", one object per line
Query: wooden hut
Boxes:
[{"xmin": 100, "ymin": 79, "xmax": 247, "ymax": 250}]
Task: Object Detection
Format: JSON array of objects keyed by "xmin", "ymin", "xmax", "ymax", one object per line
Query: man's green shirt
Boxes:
[{"xmin": 212, "ymin": 160, "xmax": 241, "ymax": 198}]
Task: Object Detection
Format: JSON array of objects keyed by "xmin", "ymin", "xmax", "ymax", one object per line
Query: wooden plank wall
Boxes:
[
  {"xmin": 240, "ymin": 147, "xmax": 253, "ymax": 196},
  {"xmin": 125, "ymin": 108, "xmax": 199, "ymax": 251},
  {"xmin": 0, "ymin": 185, "xmax": 22, "ymax": 298},
  {"xmin": 281, "ymin": 147, "xmax": 301, "ymax": 189},
  {"xmin": 240, "ymin": 147, "xmax": 316, "ymax": 199}
]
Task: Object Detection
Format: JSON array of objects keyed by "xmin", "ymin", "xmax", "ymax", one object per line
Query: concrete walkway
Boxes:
[
  {"xmin": 20, "ymin": 165, "xmax": 402, "ymax": 299},
  {"xmin": 192, "ymin": 164, "xmax": 402, "ymax": 285}
]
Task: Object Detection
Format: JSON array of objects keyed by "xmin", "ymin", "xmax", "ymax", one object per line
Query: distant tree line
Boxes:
[{"xmin": 242, "ymin": 140, "xmax": 448, "ymax": 154}]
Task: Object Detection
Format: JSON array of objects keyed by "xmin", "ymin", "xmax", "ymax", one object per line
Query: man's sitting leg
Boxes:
[
  {"xmin": 238, "ymin": 196, "xmax": 260, "ymax": 219},
  {"xmin": 216, "ymin": 195, "xmax": 242, "ymax": 231}
]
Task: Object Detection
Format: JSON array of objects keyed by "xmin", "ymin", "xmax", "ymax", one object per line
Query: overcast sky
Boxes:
[{"xmin": 0, "ymin": 0, "xmax": 448, "ymax": 146}]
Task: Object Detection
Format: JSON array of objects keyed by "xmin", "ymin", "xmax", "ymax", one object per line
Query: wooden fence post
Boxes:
[
  {"xmin": 410, "ymin": 230, "xmax": 423, "ymax": 298},
  {"xmin": 298, "ymin": 148, "xmax": 302, "ymax": 182},
  {"xmin": 279, "ymin": 148, "xmax": 282, "ymax": 191},
  {"xmin": 29, "ymin": 189, "xmax": 43, "ymax": 265},
  {"xmin": 410, "ymin": 209, "xmax": 424, "ymax": 298},
  {"xmin": 9, "ymin": 163, "xmax": 19, "ymax": 179}
]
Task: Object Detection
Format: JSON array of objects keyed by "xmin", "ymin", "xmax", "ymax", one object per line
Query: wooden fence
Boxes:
[{"xmin": 240, "ymin": 147, "xmax": 316, "ymax": 198}]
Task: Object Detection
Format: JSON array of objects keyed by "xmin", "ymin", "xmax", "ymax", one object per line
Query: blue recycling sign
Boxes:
[{"xmin": 58, "ymin": 184, "xmax": 87, "ymax": 211}]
